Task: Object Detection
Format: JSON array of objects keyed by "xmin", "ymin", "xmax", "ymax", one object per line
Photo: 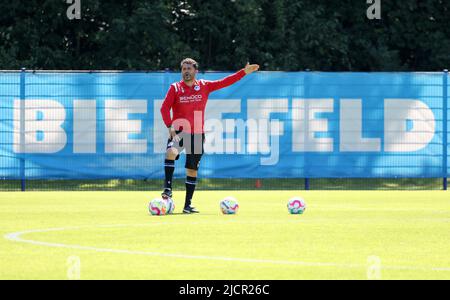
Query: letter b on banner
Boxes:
[{"xmin": 13, "ymin": 100, "xmax": 67, "ymax": 153}]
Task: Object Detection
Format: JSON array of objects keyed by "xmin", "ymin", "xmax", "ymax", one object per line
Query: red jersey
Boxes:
[{"xmin": 160, "ymin": 69, "xmax": 246, "ymax": 134}]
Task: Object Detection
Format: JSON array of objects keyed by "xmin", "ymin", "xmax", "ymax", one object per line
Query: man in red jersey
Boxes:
[{"xmin": 160, "ymin": 58, "xmax": 259, "ymax": 213}]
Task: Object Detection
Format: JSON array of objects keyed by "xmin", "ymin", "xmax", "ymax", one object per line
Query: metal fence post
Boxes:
[
  {"xmin": 20, "ymin": 68, "xmax": 26, "ymax": 191},
  {"xmin": 304, "ymin": 69, "xmax": 311, "ymax": 190},
  {"xmin": 443, "ymin": 69, "xmax": 448, "ymax": 190}
]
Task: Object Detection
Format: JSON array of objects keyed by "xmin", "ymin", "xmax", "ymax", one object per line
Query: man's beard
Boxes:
[{"xmin": 183, "ymin": 73, "xmax": 192, "ymax": 81}]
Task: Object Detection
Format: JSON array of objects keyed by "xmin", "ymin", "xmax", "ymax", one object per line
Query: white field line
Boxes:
[{"xmin": 4, "ymin": 221, "xmax": 450, "ymax": 272}]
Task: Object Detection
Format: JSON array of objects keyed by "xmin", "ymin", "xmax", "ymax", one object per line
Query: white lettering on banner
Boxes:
[
  {"xmin": 224, "ymin": 118, "xmax": 256, "ymax": 154},
  {"xmin": 73, "ymin": 100, "xmax": 97, "ymax": 153},
  {"xmin": 204, "ymin": 100, "xmax": 241, "ymax": 154},
  {"xmin": 247, "ymin": 99, "xmax": 288, "ymax": 154},
  {"xmin": 260, "ymin": 120, "xmax": 282, "ymax": 166},
  {"xmin": 153, "ymin": 99, "xmax": 167, "ymax": 153},
  {"xmin": 13, "ymin": 99, "xmax": 67, "ymax": 153},
  {"xmin": 11, "ymin": 98, "xmax": 437, "ymax": 155},
  {"xmin": 340, "ymin": 99, "xmax": 381, "ymax": 152},
  {"xmin": 104, "ymin": 100, "xmax": 147, "ymax": 153},
  {"xmin": 247, "ymin": 99, "xmax": 288, "ymax": 165},
  {"xmin": 384, "ymin": 99, "xmax": 436, "ymax": 152},
  {"xmin": 292, "ymin": 99, "xmax": 334, "ymax": 152}
]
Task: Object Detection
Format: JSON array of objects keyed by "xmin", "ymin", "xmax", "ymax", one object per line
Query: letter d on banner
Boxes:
[{"xmin": 384, "ymin": 99, "xmax": 436, "ymax": 152}]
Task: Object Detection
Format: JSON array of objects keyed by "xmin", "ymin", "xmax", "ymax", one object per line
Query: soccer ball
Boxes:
[
  {"xmin": 220, "ymin": 196, "xmax": 239, "ymax": 215},
  {"xmin": 287, "ymin": 197, "xmax": 306, "ymax": 214},
  {"xmin": 165, "ymin": 198, "xmax": 175, "ymax": 214},
  {"xmin": 149, "ymin": 198, "xmax": 168, "ymax": 216}
]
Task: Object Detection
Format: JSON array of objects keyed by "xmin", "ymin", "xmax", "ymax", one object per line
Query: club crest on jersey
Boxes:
[{"xmin": 194, "ymin": 85, "xmax": 200, "ymax": 91}]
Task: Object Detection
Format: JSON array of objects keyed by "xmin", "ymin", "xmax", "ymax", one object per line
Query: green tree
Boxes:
[{"xmin": 0, "ymin": 0, "xmax": 449, "ymax": 71}]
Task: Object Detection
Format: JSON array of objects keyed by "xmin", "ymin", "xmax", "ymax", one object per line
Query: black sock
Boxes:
[
  {"xmin": 185, "ymin": 176, "xmax": 197, "ymax": 207},
  {"xmin": 164, "ymin": 159, "xmax": 175, "ymax": 189}
]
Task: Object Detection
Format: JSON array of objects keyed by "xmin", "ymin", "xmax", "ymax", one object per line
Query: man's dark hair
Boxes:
[{"xmin": 180, "ymin": 58, "xmax": 198, "ymax": 70}]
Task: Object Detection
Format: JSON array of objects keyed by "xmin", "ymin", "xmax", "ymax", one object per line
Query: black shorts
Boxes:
[{"xmin": 166, "ymin": 132, "xmax": 205, "ymax": 170}]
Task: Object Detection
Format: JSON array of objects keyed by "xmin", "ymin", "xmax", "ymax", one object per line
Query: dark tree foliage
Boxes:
[{"xmin": 0, "ymin": 0, "xmax": 448, "ymax": 71}]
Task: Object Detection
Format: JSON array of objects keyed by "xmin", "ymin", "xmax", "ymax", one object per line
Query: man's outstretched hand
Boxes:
[{"xmin": 244, "ymin": 62, "xmax": 260, "ymax": 74}]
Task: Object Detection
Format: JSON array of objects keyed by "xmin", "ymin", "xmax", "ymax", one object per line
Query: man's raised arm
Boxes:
[{"xmin": 204, "ymin": 63, "xmax": 260, "ymax": 93}]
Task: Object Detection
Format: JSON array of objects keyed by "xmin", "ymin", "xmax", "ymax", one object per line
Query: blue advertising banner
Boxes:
[{"xmin": 0, "ymin": 71, "xmax": 448, "ymax": 179}]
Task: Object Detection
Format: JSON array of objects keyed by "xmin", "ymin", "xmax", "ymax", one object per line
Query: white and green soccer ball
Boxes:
[
  {"xmin": 164, "ymin": 198, "xmax": 175, "ymax": 214},
  {"xmin": 220, "ymin": 196, "xmax": 239, "ymax": 215},
  {"xmin": 287, "ymin": 197, "xmax": 306, "ymax": 214},
  {"xmin": 149, "ymin": 198, "xmax": 168, "ymax": 216}
]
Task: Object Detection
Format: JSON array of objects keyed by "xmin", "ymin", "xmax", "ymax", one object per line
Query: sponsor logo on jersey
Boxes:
[{"xmin": 179, "ymin": 94, "xmax": 203, "ymax": 103}]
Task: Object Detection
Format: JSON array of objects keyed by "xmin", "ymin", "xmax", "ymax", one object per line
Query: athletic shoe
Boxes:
[
  {"xmin": 183, "ymin": 206, "xmax": 199, "ymax": 214},
  {"xmin": 161, "ymin": 188, "xmax": 172, "ymax": 199}
]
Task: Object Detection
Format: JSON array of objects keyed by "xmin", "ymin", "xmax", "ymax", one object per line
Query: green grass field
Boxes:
[{"xmin": 0, "ymin": 191, "xmax": 449, "ymax": 280}]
